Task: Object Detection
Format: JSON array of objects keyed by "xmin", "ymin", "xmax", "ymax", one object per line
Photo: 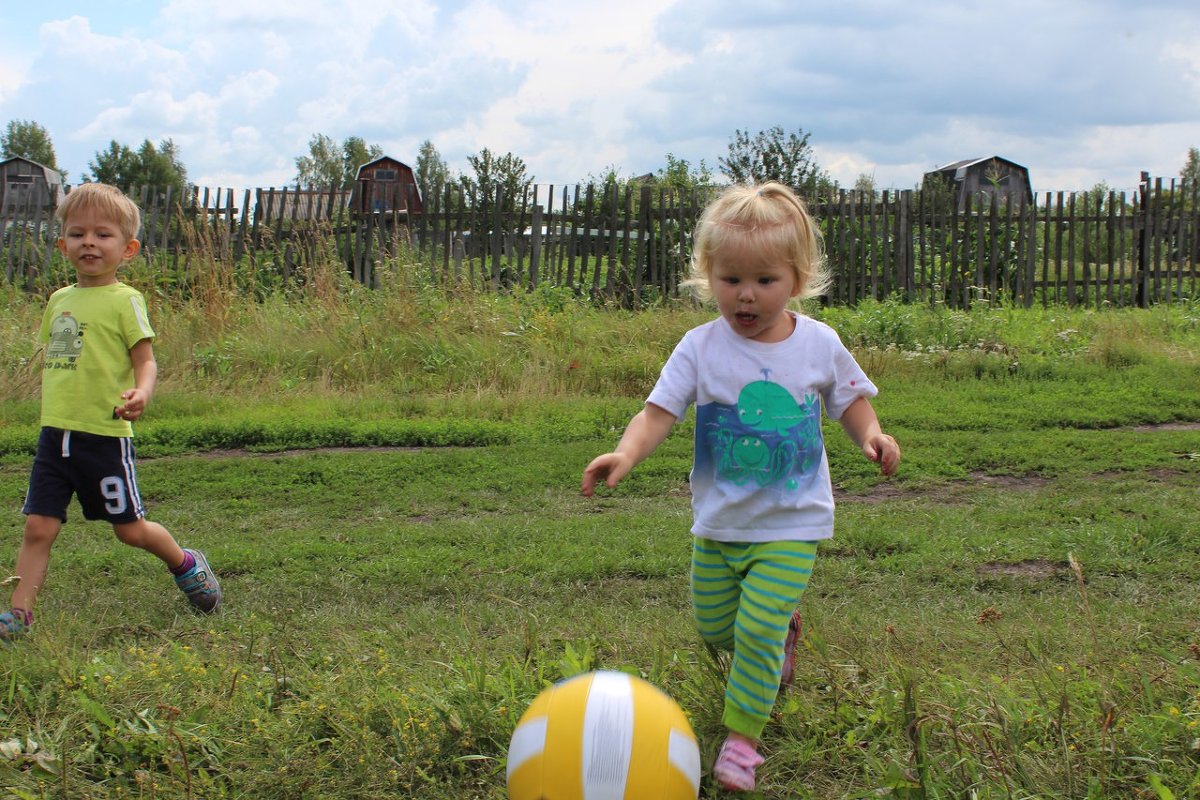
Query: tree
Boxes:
[
  {"xmin": 1182, "ymin": 147, "xmax": 1200, "ymax": 187},
  {"xmin": 720, "ymin": 126, "xmax": 836, "ymax": 201},
  {"xmin": 89, "ymin": 141, "xmax": 137, "ymax": 186},
  {"xmin": 1, "ymin": 119, "xmax": 63, "ymax": 177},
  {"xmin": 654, "ymin": 153, "xmax": 714, "ymax": 192},
  {"xmin": 294, "ymin": 134, "xmax": 342, "ymax": 188},
  {"xmin": 853, "ymin": 172, "xmax": 877, "ymax": 200},
  {"xmin": 342, "ymin": 136, "xmax": 384, "ymax": 185},
  {"xmin": 294, "ymin": 134, "xmax": 384, "ymax": 189},
  {"xmin": 87, "ymin": 138, "xmax": 188, "ymax": 196},
  {"xmin": 415, "ymin": 139, "xmax": 451, "ymax": 210},
  {"xmin": 461, "ymin": 148, "xmax": 533, "ymax": 214},
  {"xmin": 139, "ymin": 138, "xmax": 188, "ymax": 192}
]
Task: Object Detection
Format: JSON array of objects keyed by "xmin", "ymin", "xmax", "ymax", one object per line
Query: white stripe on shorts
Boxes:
[{"xmin": 119, "ymin": 437, "xmax": 145, "ymax": 518}]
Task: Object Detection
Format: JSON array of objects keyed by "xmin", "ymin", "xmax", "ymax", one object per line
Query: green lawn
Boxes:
[{"xmin": 1, "ymin": 295, "xmax": 1199, "ymax": 798}]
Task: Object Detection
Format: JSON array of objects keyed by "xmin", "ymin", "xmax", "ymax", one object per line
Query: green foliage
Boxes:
[
  {"xmin": 294, "ymin": 133, "xmax": 383, "ymax": 189},
  {"xmin": 0, "ymin": 392, "xmax": 1198, "ymax": 796},
  {"xmin": 654, "ymin": 153, "xmax": 714, "ymax": 191},
  {"xmin": 0, "ymin": 119, "xmax": 61, "ymax": 177},
  {"xmin": 1, "ymin": 274, "xmax": 1199, "ymax": 797},
  {"xmin": 461, "ymin": 148, "xmax": 533, "ymax": 215},
  {"xmin": 88, "ymin": 138, "xmax": 188, "ymax": 197},
  {"xmin": 1181, "ymin": 146, "xmax": 1200, "ymax": 186},
  {"xmin": 720, "ymin": 125, "xmax": 837, "ymax": 201},
  {"xmin": 415, "ymin": 139, "xmax": 452, "ymax": 211},
  {"xmin": 342, "ymin": 136, "xmax": 383, "ymax": 183}
]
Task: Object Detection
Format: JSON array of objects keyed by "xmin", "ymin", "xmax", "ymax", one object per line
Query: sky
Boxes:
[{"xmin": 1, "ymin": 1, "xmax": 1198, "ymax": 197}]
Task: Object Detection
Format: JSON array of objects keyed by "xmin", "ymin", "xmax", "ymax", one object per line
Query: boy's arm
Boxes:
[
  {"xmin": 116, "ymin": 338, "xmax": 158, "ymax": 421},
  {"xmin": 581, "ymin": 403, "xmax": 677, "ymax": 496},
  {"xmin": 839, "ymin": 396, "xmax": 900, "ymax": 476}
]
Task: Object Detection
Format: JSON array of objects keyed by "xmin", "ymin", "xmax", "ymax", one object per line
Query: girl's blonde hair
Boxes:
[
  {"xmin": 683, "ymin": 181, "xmax": 829, "ymax": 302},
  {"xmin": 55, "ymin": 182, "xmax": 142, "ymax": 241}
]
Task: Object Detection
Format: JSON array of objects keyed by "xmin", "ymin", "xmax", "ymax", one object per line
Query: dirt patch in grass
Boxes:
[
  {"xmin": 975, "ymin": 559, "xmax": 1068, "ymax": 580},
  {"xmin": 837, "ymin": 471, "xmax": 1051, "ymax": 504},
  {"xmin": 1132, "ymin": 422, "xmax": 1200, "ymax": 432}
]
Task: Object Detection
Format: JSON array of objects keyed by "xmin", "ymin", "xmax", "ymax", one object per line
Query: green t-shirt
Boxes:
[{"xmin": 39, "ymin": 282, "xmax": 156, "ymax": 437}]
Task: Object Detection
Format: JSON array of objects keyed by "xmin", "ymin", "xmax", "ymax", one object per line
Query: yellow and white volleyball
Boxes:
[{"xmin": 506, "ymin": 670, "xmax": 701, "ymax": 800}]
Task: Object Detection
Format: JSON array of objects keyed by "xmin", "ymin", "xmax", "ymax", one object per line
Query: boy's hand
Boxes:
[
  {"xmin": 581, "ymin": 453, "xmax": 634, "ymax": 497},
  {"xmin": 115, "ymin": 388, "xmax": 149, "ymax": 421},
  {"xmin": 862, "ymin": 433, "xmax": 901, "ymax": 476}
]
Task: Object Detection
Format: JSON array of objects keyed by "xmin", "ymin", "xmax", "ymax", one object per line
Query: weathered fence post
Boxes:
[
  {"xmin": 529, "ymin": 203, "xmax": 542, "ymax": 291},
  {"xmin": 1135, "ymin": 171, "xmax": 1151, "ymax": 308}
]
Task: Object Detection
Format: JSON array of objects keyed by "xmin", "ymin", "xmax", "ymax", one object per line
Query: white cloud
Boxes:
[
  {"xmin": 0, "ymin": 56, "xmax": 27, "ymax": 105},
  {"xmin": 0, "ymin": 1, "xmax": 1197, "ymax": 193}
]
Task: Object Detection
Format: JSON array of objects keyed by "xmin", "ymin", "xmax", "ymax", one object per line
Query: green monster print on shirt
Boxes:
[{"xmin": 698, "ymin": 370, "xmax": 822, "ymax": 491}]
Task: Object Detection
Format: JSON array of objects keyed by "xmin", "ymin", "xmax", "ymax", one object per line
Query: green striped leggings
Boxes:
[{"xmin": 691, "ymin": 537, "xmax": 818, "ymax": 739}]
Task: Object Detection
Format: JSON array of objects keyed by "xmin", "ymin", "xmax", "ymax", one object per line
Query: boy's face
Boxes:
[{"xmin": 56, "ymin": 207, "xmax": 140, "ymax": 287}]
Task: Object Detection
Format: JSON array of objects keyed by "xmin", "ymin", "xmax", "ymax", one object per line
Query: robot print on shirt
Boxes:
[
  {"xmin": 46, "ymin": 312, "xmax": 85, "ymax": 363},
  {"xmin": 697, "ymin": 369, "xmax": 822, "ymax": 491}
]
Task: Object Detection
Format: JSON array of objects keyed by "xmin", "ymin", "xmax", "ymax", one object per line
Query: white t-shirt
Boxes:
[{"xmin": 646, "ymin": 312, "xmax": 877, "ymax": 542}]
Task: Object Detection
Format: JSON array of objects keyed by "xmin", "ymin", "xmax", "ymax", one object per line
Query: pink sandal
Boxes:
[{"xmin": 713, "ymin": 736, "xmax": 764, "ymax": 792}]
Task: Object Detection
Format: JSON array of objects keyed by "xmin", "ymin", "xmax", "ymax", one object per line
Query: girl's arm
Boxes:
[
  {"xmin": 581, "ymin": 403, "xmax": 677, "ymax": 496},
  {"xmin": 839, "ymin": 396, "xmax": 900, "ymax": 476}
]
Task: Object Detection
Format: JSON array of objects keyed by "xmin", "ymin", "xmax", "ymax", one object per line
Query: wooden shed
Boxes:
[
  {"xmin": 924, "ymin": 156, "xmax": 1033, "ymax": 211},
  {"xmin": 348, "ymin": 156, "xmax": 423, "ymax": 215},
  {"xmin": 0, "ymin": 157, "xmax": 65, "ymax": 213}
]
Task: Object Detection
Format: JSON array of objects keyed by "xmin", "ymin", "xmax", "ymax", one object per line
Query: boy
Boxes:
[{"xmin": 1, "ymin": 183, "xmax": 221, "ymax": 642}]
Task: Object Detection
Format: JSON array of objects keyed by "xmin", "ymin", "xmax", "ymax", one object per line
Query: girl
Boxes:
[{"xmin": 581, "ymin": 182, "xmax": 899, "ymax": 792}]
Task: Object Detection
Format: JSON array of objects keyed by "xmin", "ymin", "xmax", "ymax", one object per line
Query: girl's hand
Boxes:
[
  {"xmin": 581, "ymin": 453, "xmax": 634, "ymax": 496},
  {"xmin": 862, "ymin": 433, "xmax": 900, "ymax": 476}
]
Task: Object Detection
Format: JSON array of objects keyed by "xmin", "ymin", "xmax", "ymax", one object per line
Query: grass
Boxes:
[{"xmin": 0, "ymin": 265, "xmax": 1199, "ymax": 798}]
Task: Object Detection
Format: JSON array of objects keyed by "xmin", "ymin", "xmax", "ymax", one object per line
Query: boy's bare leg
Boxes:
[
  {"xmin": 11, "ymin": 513, "xmax": 61, "ymax": 612},
  {"xmin": 112, "ymin": 519, "xmax": 186, "ymax": 569}
]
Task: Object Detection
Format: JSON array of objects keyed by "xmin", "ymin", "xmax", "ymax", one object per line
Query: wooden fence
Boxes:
[{"xmin": 2, "ymin": 176, "xmax": 1196, "ymax": 308}]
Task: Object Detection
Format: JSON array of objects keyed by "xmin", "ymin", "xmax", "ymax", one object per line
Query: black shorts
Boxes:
[{"xmin": 22, "ymin": 427, "xmax": 147, "ymax": 524}]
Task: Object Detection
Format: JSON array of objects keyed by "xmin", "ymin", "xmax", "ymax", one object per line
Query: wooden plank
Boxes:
[
  {"xmin": 619, "ymin": 184, "xmax": 633, "ymax": 303},
  {"xmin": 867, "ymin": 192, "xmax": 879, "ymax": 299},
  {"xmin": 635, "ymin": 185, "xmax": 650, "ymax": 303},
  {"xmin": 490, "ymin": 184, "xmax": 503, "ymax": 291},
  {"xmin": 1022, "ymin": 194, "xmax": 1036, "ymax": 307},
  {"xmin": 603, "ymin": 183, "xmax": 618, "ymax": 295},
  {"xmin": 529, "ymin": 203, "xmax": 542, "ymax": 290},
  {"xmin": 1104, "ymin": 191, "xmax": 1117, "ymax": 305},
  {"xmin": 1152, "ymin": 177, "xmax": 1164, "ymax": 303},
  {"xmin": 972, "ymin": 195, "xmax": 985, "ymax": 307},
  {"xmin": 589, "ymin": 184, "xmax": 603, "ymax": 293},
  {"xmin": 1066, "ymin": 193, "xmax": 1078, "ymax": 305}
]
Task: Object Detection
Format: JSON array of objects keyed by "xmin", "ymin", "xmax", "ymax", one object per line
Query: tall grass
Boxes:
[{"xmin": 2, "ymin": 244, "xmax": 1196, "ymax": 409}]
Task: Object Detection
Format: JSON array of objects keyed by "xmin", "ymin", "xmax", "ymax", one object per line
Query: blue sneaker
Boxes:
[
  {"xmin": 174, "ymin": 549, "xmax": 222, "ymax": 613},
  {"xmin": 0, "ymin": 608, "xmax": 31, "ymax": 643}
]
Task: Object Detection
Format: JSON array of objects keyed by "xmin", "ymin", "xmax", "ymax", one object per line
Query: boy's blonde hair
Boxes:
[
  {"xmin": 684, "ymin": 181, "xmax": 829, "ymax": 302},
  {"xmin": 55, "ymin": 182, "xmax": 141, "ymax": 241}
]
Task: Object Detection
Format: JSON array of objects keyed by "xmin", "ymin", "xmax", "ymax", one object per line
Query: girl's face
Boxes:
[{"xmin": 709, "ymin": 241, "xmax": 803, "ymax": 343}]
